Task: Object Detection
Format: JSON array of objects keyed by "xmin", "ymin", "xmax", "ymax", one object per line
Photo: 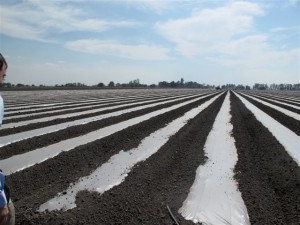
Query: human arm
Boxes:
[
  {"xmin": 0, "ymin": 174, "xmax": 8, "ymax": 225},
  {"xmin": 0, "ymin": 204, "xmax": 8, "ymax": 225}
]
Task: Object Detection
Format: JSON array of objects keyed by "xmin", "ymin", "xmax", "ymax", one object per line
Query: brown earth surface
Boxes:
[{"xmin": 1, "ymin": 90, "xmax": 299, "ymax": 225}]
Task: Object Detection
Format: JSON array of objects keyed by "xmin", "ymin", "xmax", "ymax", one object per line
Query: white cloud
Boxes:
[
  {"xmin": 65, "ymin": 39, "xmax": 172, "ymax": 60},
  {"xmin": 156, "ymin": 1, "xmax": 299, "ymax": 71},
  {"xmin": 156, "ymin": 1, "xmax": 264, "ymax": 57},
  {"xmin": 208, "ymin": 35, "xmax": 299, "ymax": 68},
  {"xmin": 0, "ymin": 1, "xmax": 139, "ymax": 42}
]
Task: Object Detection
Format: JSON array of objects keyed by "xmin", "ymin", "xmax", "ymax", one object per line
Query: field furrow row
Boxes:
[{"xmin": 0, "ymin": 89, "xmax": 298, "ymax": 225}]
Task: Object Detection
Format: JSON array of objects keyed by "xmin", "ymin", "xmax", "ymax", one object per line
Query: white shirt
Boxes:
[{"xmin": 0, "ymin": 95, "xmax": 3, "ymax": 127}]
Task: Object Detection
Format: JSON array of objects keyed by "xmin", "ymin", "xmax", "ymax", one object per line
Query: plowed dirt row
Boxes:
[
  {"xmin": 1, "ymin": 89, "xmax": 299, "ymax": 225},
  {"xmin": 6, "ymin": 92, "xmax": 224, "ymax": 224},
  {"xmin": 240, "ymin": 92, "xmax": 300, "ymax": 113},
  {"xmin": 4, "ymin": 95, "xmax": 165, "ymax": 118},
  {"xmin": 0, "ymin": 92, "xmax": 214, "ymax": 137},
  {"xmin": 231, "ymin": 92, "xmax": 300, "ymax": 225},
  {"xmin": 0, "ymin": 93, "xmax": 217, "ymax": 159},
  {"xmin": 246, "ymin": 91, "xmax": 300, "ymax": 101},
  {"xmin": 237, "ymin": 92, "xmax": 300, "ymax": 135},
  {"xmin": 5, "ymin": 92, "xmax": 194, "ymax": 119}
]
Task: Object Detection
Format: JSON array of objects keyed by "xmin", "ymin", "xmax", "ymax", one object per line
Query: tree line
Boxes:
[
  {"xmin": 1, "ymin": 79, "xmax": 299, "ymax": 91},
  {"xmin": 249, "ymin": 83, "xmax": 300, "ymax": 90}
]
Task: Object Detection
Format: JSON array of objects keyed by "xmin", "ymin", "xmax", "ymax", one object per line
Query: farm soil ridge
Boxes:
[
  {"xmin": 5, "ymin": 90, "xmax": 299, "ymax": 224},
  {"xmin": 245, "ymin": 91, "xmax": 300, "ymax": 107},
  {"xmin": 0, "ymin": 92, "xmax": 206, "ymax": 136},
  {"xmin": 4, "ymin": 93, "xmax": 194, "ymax": 122},
  {"xmin": 10, "ymin": 92, "xmax": 225, "ymax": 224},
  {"xmin": 237, "ymin": 92, "xmax": 300, "ymax": 135},
  {"xmin": 240, "ymin": 91, "xmax": 300, "ymax": 113},
  {"xmin": 231, "ymin": 92, "xmax": 300, "ymax": 224},
  {"xmin": 0, "ymin": 92, "xmax": 219, "ymax": 159}
]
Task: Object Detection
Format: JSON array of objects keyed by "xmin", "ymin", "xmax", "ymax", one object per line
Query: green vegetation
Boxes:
[{"xmin": 1, "ymin": 79, "xmax": 299, "ymax": 90}]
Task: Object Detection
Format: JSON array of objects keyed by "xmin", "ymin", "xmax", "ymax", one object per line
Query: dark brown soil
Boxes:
[
  {"xmin": 231, "ymin": 92, "xmax": 300, "ymax": 225},
  {"xmin": 244, "ymin": 92, "xmax": 300, "ymax": 110},
  {"xmin": 247, "ymin": 91, "xmax": 300, "ymax": 107},
  {"xmin": 236, "ymin": 92, "xmax": 300, "ymax": 136},
  {"xmin": 0, "ymin": 93, "xmax": 218, "ymax": 159},
  {"xmin": 0, "ymin": 93, "xmax": 204, "ymax": 136},
  {"xmin": 1, "ymin": 89, "xmax": 299, "ymax": 225}
]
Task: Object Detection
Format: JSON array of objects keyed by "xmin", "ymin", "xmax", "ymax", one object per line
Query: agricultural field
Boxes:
[{"xmin": 0, "ymin": 89, "xmax": 299, "ymax": 225}]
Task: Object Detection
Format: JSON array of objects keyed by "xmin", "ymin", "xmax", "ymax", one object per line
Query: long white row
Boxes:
[
  {"xmin": 250, "ymin": 92, "xmax": 300, "ymax": 104},
  {"xmin": 4, "ymin": 95, "xmax": 153, "ymax": 115},
  {"xmin": 179, "ymin": 92, "xmax": 250, "ymax": 225},
  {"xmin": 37, "ymin": 90, "xmax": 299, "ymax": 224},
  {"xmin": 246, "ymin": 93, "xmax": 300, "ymax": 110},
  {"xmin": 3, "ymin": 90, "xmax": 298, "ymax": 225},
  {"xmin": 0, "ymin": 92, "xmax": 222, "ymax": 175},
  {"xmin": 234, "ymin": 92, "xmax": 300, "ymax": 166},
  {"xmin": 4, "ymin": 93, "xmax": 186, "ymax": 120},
  {"xmin": 3, "ymin": 89, "xmax": 201, "ymax": 107},
  {"xmin": 238, "ymin": 92, "xmax": 300, "ymax": 121},
  {"xmin": 2, "ymin": 93, "xmax": 205, "ymax": 129},
  {"xmin": 0, "ymin": 92, "xmax": 216, "ymax": 147},
  {"xmin": 38, "ymin": 92, "xmax": 224, "ymax": 212},
  {"xmin": 4, "ymin": 93, "xmax": 174, "ymax": 112}
]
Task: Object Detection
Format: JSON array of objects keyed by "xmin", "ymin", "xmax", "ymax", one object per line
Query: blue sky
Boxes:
[{"xmin": 0, "ymin": 0, "xmax": 299, "ymax": 86}]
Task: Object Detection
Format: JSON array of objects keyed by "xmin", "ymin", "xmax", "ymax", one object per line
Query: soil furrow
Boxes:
[
  {"xmin": 252, "ymin": 94, "xmax": 300, "ymax": 107},
  {"xmin": 13, "ymin": 91, "xmax": 226, "ymax": 225},
  {"xmin": 249, "ymin": 92, "xmax": 300, "ymax": 102},
  {"xmin": 0, "ymin": 93, "xmax": 214, "ymax": 137},
  {"xmin": 241, "ymin": 92, "xmax": 300, "ymax": 113},
  {"xmin": 4, "ymin": 93, "xmax": 182, "ymax": 116},
  {"xmin": 237, "ymin": 92, "xmax": 300, "ymax": 135},
  {"xmin": 4, "ymin": 95, "xmax": 181, "ymax": 123},
  {"xmin": 0, "ymin": 93, "xmax": 219, "ymax": 159},
  {"xmin": 4, "ymin": 95, "xmax": 163, "ymax": 117},
  {"xmin": 231, "ymin": 92, "xmax": 300, "ymax": 225},
  {"xmin": 7, "ymin": 93, "xmax": 224, "ymax": 204}
]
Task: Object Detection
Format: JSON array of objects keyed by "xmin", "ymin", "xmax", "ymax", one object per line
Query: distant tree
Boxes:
[
  {"xmin": 236, "ymin": 84, "xmax": 245, "ymax": 90},
  {"xmin": 293, "ymin": 84, "xmax": 300, "ymax": 90},
  {"xmin": 158, "ymin": 81, "xmax": 170, "ymax": 88},
  {"xmin": 170, "ymin": 81, "xmax": 176, "ymax": 88},
  {"xmin": 65, "ymin": 83, "xmax": 75, "ymax": 87},
  {"xmin": 108, "ymin": 81, "xmax": 115, "ymax": 87},
  {"xmin": 270, "ymin": 83, "xmax": 277, "ymax": 90},
  {"xmin": 269, "ymin": 84, "xmax": 300, "ymax": 90},
  {"xmin": 97, "ymin": 83, "xmax": 105, "ymax": 87},
  {"xmin": 185, "ymin": 81, "xmax": 200, "ymax": 88},
  {"xmin": 2, "ymin": 82, "xmax": 12, "ymax": 88},
  {"xmin": 128, "ymin": 78, "xmax": 142, "ymax": 87},
  {"xmin": 253, "ymin": 83, "xmax": 268, "ymax": 90},
  {"xmin": 76, "ymin": 82, "xmax": 86, "ymax": 87},
  {"xmin": 180, "ymin": 78, "xmax": 184, "ymax": 87}
]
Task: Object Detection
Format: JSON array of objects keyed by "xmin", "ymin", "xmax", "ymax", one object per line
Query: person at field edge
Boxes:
[{"xmin": 0, "ymin": 53, "xmax": 15, "ymax": 225}]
